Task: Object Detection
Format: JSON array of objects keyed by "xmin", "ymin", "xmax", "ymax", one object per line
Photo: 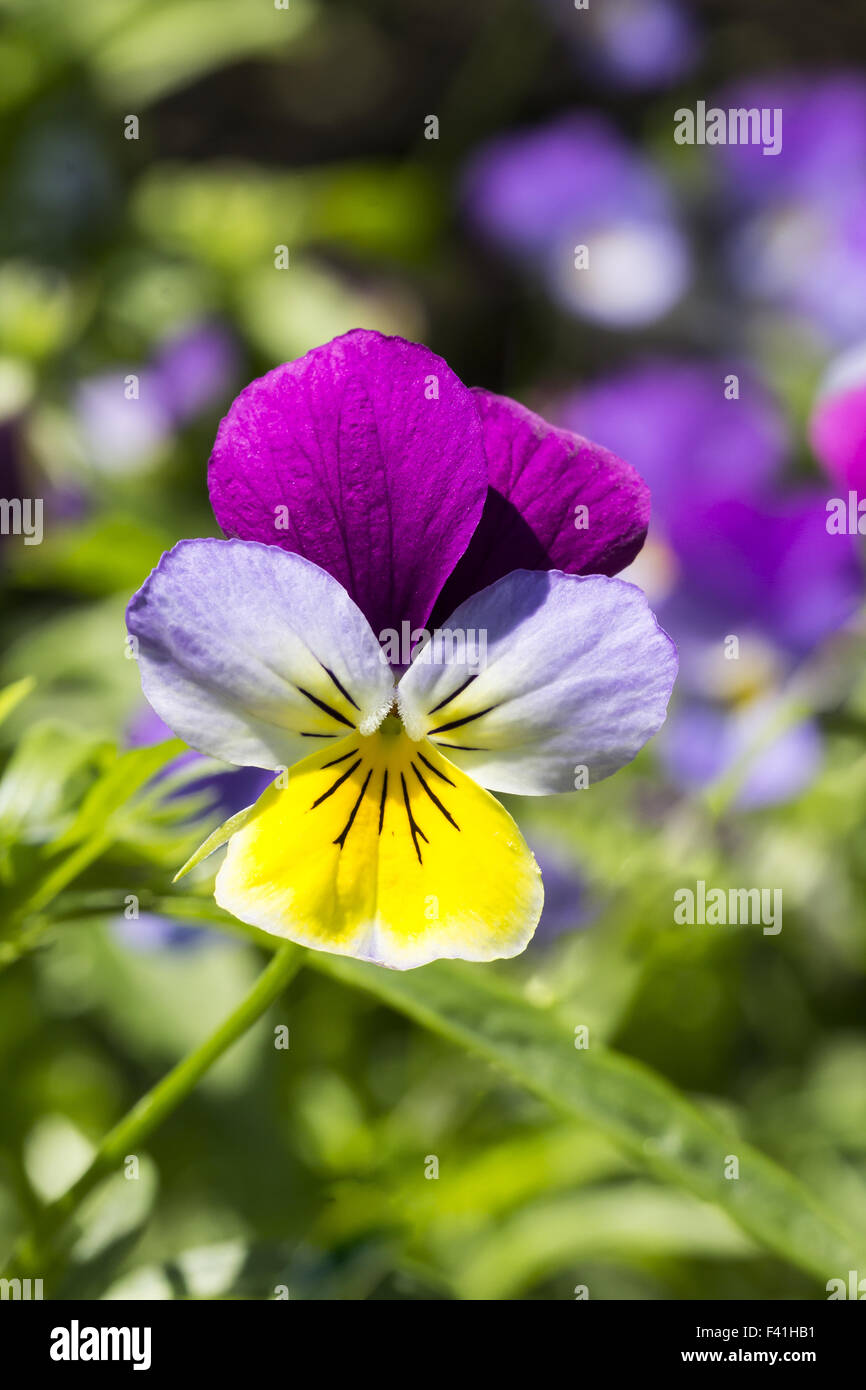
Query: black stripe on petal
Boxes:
[
  {"xmin": 427, "ymin": 673, "xmax": 479, "ymax": 716},
  {"xmin": 417, "ymin": 751, "xmax": 455, "ymax": 786},
  {"xmin": 400, "ymin": 772, "xmax": 428, "ymax": 865},
  {"xmin": 295, "ymin": 685, "xmax": 355, "ymax": 729},
  {"xmin": 429, "ymin": 704, "xmax": 499, "ymax": 735},
  {"xmin": 311, "ymin": 759, "xmax": 362, "ymax": 809},
  {"xmin": 378, "ymin": 771, "xmax": 388, "ymax": 834},
  {"xmin": 319, "ymin": 662, "xmax": 360, "ymax": 711},
  {"xmin": 431, "ymin": 742, "xmax": 484, "ymax": 752},
  {"xmin": 333, "ymin": 769, "xmax": 373, "ymax": 850},
  {"xmin": 411, "ymin": 762, "xmax": 460, "ymax": 830},
  {"xmin": 322, "ymin": 748, "xmax": 359, "ymax": 768}
]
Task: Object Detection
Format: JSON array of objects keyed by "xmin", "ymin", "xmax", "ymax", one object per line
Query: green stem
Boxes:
[{"xmin": 4, "ymin": 942, "xmax": 301, "ymax": 1286}]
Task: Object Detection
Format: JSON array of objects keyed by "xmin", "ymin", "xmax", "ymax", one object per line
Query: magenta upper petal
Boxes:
[
  {"xmin": 207, "ymin": 330, "xmax": 488, "ymax": 637},
  {"xmin": 432, "ymin": 389, "xmax": 649, "ymax": 621}
]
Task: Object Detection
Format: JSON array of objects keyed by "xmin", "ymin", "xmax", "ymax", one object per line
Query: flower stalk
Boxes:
[{"xmin": 3, "ymin": 942, "xmax": 301, "ymax": 1288}]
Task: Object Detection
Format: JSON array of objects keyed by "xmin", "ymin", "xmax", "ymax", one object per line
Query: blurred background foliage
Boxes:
[{"xmin": 2, "ymin": 0, "xmax": 866, "ymax": 1300}]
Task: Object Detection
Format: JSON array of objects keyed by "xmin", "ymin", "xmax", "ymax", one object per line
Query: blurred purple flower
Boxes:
[
  {"xmin": 561, "ymin": 360, "xmax": 787, "ymax": 517},
  {"xmin": 561, "ymin": 359, "xmax": 863, "ymax": 805},
  {"xmin": 665, "ymin": 493, "xmax": 862, "ymax": 661},
  {"xmin": 461, "ymin": 114, "xmax": 690, "ymax": 328},
  {"xmin": 529, "ymin": 843, "xmax": 596, "ymax": 945},
  {"xmin": 659, "ymin": 492, "xmax": 858, "ymax": 807},
  {"xmin": 76, "ymin": 321, "xmax": 238, "ymax": 474},
  {"xmin": 714, "ymin": 73, "xmax": 866, "ymax": 208},
  {"xmin": 153, "ymin": 322, "xmax": 239, "ymax": 423},
  {"xmin": 541, "ymin": 0, "xmax": 700, "ymax": 92},
  {"xmin": 656, "ymin": 696, "xmax": 823, "ymax": 809},
  {"xmin": 714, "ymin": 75, "xmax": 866, "ymax": 344}
]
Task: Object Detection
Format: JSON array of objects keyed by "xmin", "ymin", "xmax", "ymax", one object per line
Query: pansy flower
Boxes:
[{"xmin": 126, "ymin": 330, "xmax": 676, "ymax": 969}]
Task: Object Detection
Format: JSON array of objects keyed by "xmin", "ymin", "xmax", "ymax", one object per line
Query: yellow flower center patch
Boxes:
[{"xmin": 215, "ymin": 717, "xmax": 542, "ymax": 970}]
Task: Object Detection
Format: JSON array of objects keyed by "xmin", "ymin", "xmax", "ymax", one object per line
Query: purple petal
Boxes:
[
  {"xmin": 586, "ymin": 0, "xmax": 699, "ymax": 91},
  {"xmin": 208, "ymin": 330, "xmax": 487, "ymax": 636},
  {"xmin": 432, "ymin": 389, "xmax": 649, "ymax": 620},
  {"xmin": 539, "ymin": 0, "xmax": 699, "ymax": 93},
  {"xmin": 128, "ymin": 703, "xmax": 273, "ymax": 820},
  {"xmin": 114, "ymin": 912, "xmax": 209, "ymax": 952}
]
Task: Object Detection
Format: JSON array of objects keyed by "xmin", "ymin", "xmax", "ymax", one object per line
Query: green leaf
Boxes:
[
  {"xmin": 173, "ymin": 799, "xmax": 262, "ymax": 882},
  {"xmin": 452, "ymin": 1184, "xmax": 755, "ymax": 1301},
  {"xmin": 0, "ymin": 675, "xmax": 35, "ymax": 727},
  {"xmin": 4, "ymin": 738, "xmax": 185, "ymax": 927},
  {"xmin": 0, "ymin": 721, "xmax": 111, "ymax": 847},
  {"xmin": 53, "ymin": 738, "xmax": 185, "ymax": 851},
  {"xmin": 305, "ymin": 953, "xmax": 866, "ymax": 1286}
]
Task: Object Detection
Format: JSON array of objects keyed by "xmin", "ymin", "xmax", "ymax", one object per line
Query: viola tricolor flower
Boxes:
[{"xmin": 126, "ymin": 330, "xmax": 676, "ymax": 969}]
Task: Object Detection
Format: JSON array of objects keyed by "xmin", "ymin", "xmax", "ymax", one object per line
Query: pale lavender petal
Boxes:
[
  {"xmin": 398, "ymin": 569, "xmax": 677, "ymax": 796},
  {"xmin": 728, "ymin": 186, "xmax": 866, "ymax": 345},
  {"xmin": 433, "ymin": 389, "xmax": 648, "ymax": 620},
  {"xmin": 127, "ymin": 704, "xmax": 273, "ymax": 819},
  {"xmin": 126, "ymin": 538, "xmax": 394, "ymax": 770},
  {"xmin": 208, "ymin": 329, "xmax": 487, "ymax": 636}
]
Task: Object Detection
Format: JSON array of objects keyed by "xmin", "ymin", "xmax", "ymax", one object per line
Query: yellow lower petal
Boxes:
[{"xmin": 214, "ymin": 717, "xmax": 543, "ymax": 969}]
